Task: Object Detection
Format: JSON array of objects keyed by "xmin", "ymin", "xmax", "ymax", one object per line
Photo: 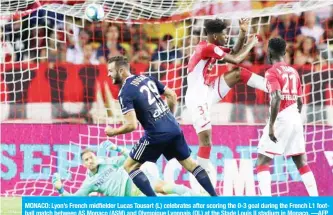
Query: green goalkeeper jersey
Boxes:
[{"xmin": 63, "ymin": 156, "xmax": 133, "ymax": 196}]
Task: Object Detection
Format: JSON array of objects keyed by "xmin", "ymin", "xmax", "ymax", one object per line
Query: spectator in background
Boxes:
[
  {"xmin": 323, "ymin": 17, "xmax": 333, "ymax": 61},
  {"xmin": 294, "ymin": 36, "xmax": 319, "ymax": 65},
  {"xmin": 62, "ymin": 16, "xmax": 81, "ymax": 48},
  {"xmin": 128, "ymin": 24, "xmax": 142, "ymax": 44},
  {"xmin": 66, "ymin": 29, "xmax": 98, "ymax": 64},
  {"xmin": 29, "ymin": 24, "xmax": 47, "ymax": 61},
  {"xmin": 40, "ymin": 31, "xmax": 66, "ymax": 63},
  {"xmin": 313, "ymin": 5, "xmax": 333, "ymax": 21},
  {"xmin": 5, "ymin": 18, "xmax": 29, "ymax": 61},
  {"xmin": 131, "ymin": 36, "xmax": 151, "ymax": 64},
  {"xmin": 300, "ymin": 11, "xmax": 324, "ymax": 45},
  {"xmin": 96, "ymin": 25, "xmax": 126, "ymax": 64},
  {"xmin": 151, "ymin": 34, "xmax": 182, "ymax": 63},
  {"xmin": 0, "ymin": 26, "xmax": 14, "ymax": 63},
  {"xmin": 151, "ymin": 34, "xmax": 182, "ymax": 72},
  {"xmin": 270, "ymin": 14, "xmax": 302, "ymax": 44},
  {"xmin": 82, "ymin": 44, "xmax": 99, "ymax": 65},
  {"xmin": 324, "ymin": 14, "xmax": 333, "ymax": 42},
  {"xmin": 84, "ymin": 21, "xmax": 104, "ymax": 44},
  {"xmin": 183, "ymin": 32, "xmax": 200, "ymax": 63}
]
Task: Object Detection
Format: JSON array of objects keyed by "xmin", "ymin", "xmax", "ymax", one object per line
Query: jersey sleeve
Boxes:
[
  {"xmin": 149, "ymin": 76, "xmax": 166, "ymax": 94},
  {"xmin": 265, "ymin": 69, "xmax": 281, "ymax": 93},
  {"xmin": 220, "ymin": 46, "xmax": 231, "ymax": 53},
  {"xmin": 201, "ymin": 44, "xmax": 226, "ymax": 59},
  {"xmin": 119, "ymin": 90, "xmax": 134, "ymax": 115}
]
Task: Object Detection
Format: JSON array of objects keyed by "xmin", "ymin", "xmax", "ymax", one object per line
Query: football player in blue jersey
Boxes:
[{"xmin": 105, "ymin": 56, "xmax": 217, "ymax": 196}]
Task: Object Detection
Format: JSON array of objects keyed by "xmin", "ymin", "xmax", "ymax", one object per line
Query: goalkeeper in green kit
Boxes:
[{"xmin": 52, "ymin": 141, "xmax": 200, "ymax": 196}]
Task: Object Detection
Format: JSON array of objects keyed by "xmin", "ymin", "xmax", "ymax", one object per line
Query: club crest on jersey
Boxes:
[
  {"xmin": 207, "ymin": 63, "xmax": 214, "ymax": 72},
  {"xmin": 207, "ymin": 58, "xmax": 216, "ymax": 73}
]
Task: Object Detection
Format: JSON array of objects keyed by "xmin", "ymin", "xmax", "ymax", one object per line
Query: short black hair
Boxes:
[
  {"xmin": 204, "ymin": 19, "xmax": 227, "ymax": 34},
  {"xmin": 108, "ymin": 55, "xmax": 129, "ymax": 68},
  {"xmin": 162, "ymin": 34, "xmax": 173, "ymax": 41},
  {"xmin": 268, "ymin": 37, "xmax": 286, "ymax": 55}
]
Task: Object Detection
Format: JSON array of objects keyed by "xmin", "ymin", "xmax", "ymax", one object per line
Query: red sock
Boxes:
[
  {"xmin": 298, "ymin": 165, "xmax": 311, "ymax": 175},
  {"xmin": 240, "ymin": 68, "xmax": 252, "ymax": 84},
  {"xmin": 198, "ymin": 146, "xmax": 211, "ymax": 159},
  {"xmin": 256, "ymin": 165, "xmax": 270, "ymax": 173}
]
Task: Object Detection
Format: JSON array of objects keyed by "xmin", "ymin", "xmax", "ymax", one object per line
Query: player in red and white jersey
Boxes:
[
  {"xmin": 256, "ymin": 38, "xmax": 318, "ymax": 196},
  {"xmin": 185, "ymin": 18, "xmax": 268, "ymax": 184}
]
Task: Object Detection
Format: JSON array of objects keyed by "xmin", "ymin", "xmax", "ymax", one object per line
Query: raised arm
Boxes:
[
  {"xmin": 223, "ymin": 35, "xmax": 258, "ymax": 65},
  {"xmin": 103, "ymin": 140, "xmax": 129, "ymax": 157},
  {"xmin": 231, "ymin": 18, "xmax": 249, "ymax": 54},
  {"xmin": 201, "ymin": 35, "xmax": 258, "ymax": 65},
  {"xmin": 101, "ymin": 141, "xmax": 129, "ymax": 167}
]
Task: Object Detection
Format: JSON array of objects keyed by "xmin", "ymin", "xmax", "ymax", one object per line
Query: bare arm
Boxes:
[
  {"xmin": 268, "ymin": 90, "xmax": 282, "ymax": 143},
  {"xmin": 163, "ymin": 87, "xmax": 178, "ymax": 115},
  {"xmin": 105, "ymin": 111, "xmax": 137, "ymax": 137},
  {"xmin": 223, "ymin": 35, "xmax": 258, "ymax": 65},
  {"xmin": 297, "ymin": 97, "xmax": 303, "ymax": 114},
  {"xmin": 232, "ymin": 30, "xmax": 246, "ymax": 54},
  {"xmin": 231, "ymin": 18, "xmax": 249, "ymax": 54},
  {"xmin": 269, "ymin": 90, "xmax": 282, "ymax": 127}
]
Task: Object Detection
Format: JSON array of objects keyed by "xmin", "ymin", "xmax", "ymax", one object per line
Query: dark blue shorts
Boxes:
[{"xmin": 129, "ymin": 132, "xmax": 191, "ymax": 163}]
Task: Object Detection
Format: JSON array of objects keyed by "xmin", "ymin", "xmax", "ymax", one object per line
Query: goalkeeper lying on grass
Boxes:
[{"xmin": 52, "ymin": 141, "xmax": 200, "ymax": 196}]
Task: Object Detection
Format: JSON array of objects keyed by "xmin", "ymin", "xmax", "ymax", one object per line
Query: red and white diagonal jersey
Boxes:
[
  {"xmin": 265, "ymin": 62, "xmax": 302, "ymax": 113},
  {"xmin": 187, "ymin": 41, "xmax": 231, "ymax": 85}
]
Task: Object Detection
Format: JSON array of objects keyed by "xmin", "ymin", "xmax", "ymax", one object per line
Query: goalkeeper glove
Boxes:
[
  {"xmin": 102, "ymin": 140, "xmax": 127, "ymax": 154},
  {"xmin": 52, "ymin": 173, "xmax": 64, "ymax": 194}
]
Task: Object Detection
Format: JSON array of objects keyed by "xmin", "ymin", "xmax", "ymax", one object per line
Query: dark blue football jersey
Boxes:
[{"xmin": 118, "ymin": 75, "xmax": 181, "ymax": 143}]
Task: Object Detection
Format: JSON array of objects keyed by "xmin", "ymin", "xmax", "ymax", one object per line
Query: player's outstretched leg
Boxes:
[
  {"xmin": 223, "ymin": 67, "xmax": 268, "ymax": 92},
  {"xmin": 256, "ymin": 154, "xmax": 273, "ymax": 196},
  {"xmin": 179, "ymin": 157, "xmax": 217, "ymax": 196},
  {"xmin": 292, "ymin": 154, "xmax": 318, "ymax": 196},
  {"xmin": 124, "ymin": 158, "xmax": 157, "ymax": 196}
]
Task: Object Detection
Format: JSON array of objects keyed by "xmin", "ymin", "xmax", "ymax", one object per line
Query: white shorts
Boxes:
[
  {"xmin": 257, "ymin": 104, "xmax": 306, "ymax": 158},
  {"xmin": 185, "ymin": 74, "xmax": 231, "ymax": 134}
]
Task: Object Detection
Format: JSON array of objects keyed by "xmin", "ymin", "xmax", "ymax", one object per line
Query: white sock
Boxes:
[
  {"xmin": 257, "ymin": 166, "xmax": 272, "ymax": 196},
  {"xmin": 299, "ymin": 166, "xmax": 318, "ymax": 196},
  {"xmin": 247, "ymin": 73, "xmax": 268, "ymax": 93},
  {"xmin": 197, "ymin": 156, "xmax": 217, "ymax": 188},
  {"xmin": 197, "ymin": 156, "xmax": 211, "ymax": 170}
]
